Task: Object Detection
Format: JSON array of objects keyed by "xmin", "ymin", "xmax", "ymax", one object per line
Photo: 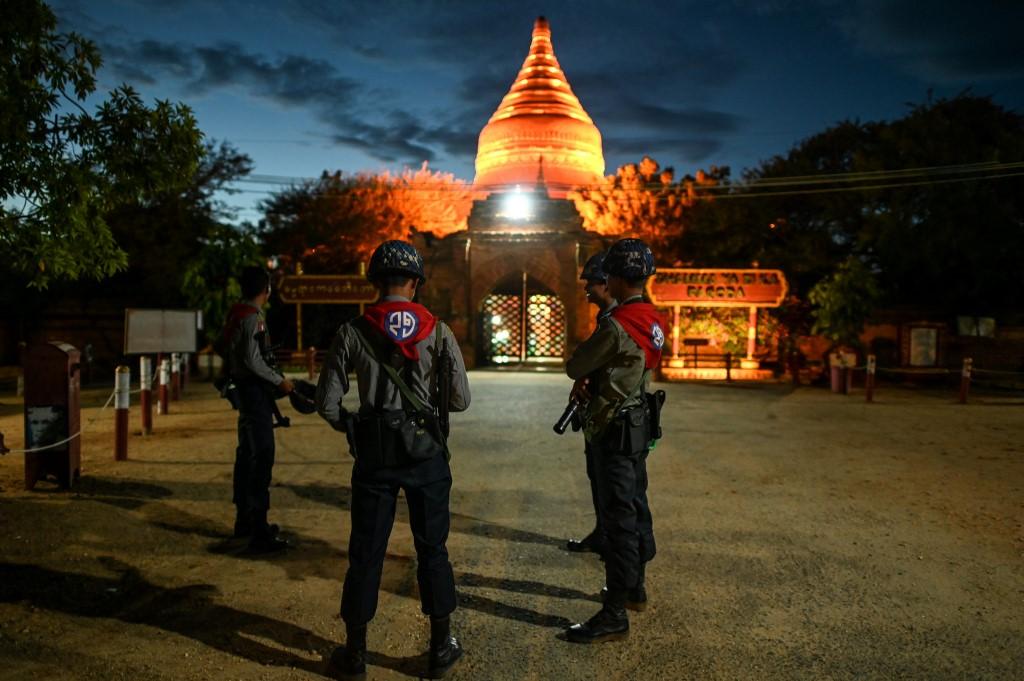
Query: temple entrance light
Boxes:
[{"xmin": 500, "ymin": 186, "xmax": 533, "ymax": 220}]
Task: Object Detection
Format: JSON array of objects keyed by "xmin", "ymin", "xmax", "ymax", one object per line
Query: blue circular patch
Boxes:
[
  {"xmin": 386, "ymin": 310, "xmax": 419, "ymax": 341},
  {"xmin": 651, "ymin": 322, "xmax": 665, "ymax": 350}
]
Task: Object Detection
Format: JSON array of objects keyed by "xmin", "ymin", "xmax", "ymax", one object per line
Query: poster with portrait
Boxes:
[{"xmin": 25, "ymin": 405, "xmax": 67, "ymax": 452}]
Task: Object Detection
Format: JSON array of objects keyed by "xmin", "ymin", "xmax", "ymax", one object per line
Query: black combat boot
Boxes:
[
  {"xmin": 248, "ymin": 510, "xmax": 288, "ymax": 553},
  {"xmin": 327, "ymin": 624, "xmax": 366, "ymax": 680},
  {"xmin": 426, "ymin": 615, "xmax": 463, "ymax": 679},
  {"xmin": 234, "ymin": 508, "xmax": 280, "ymax": 538},
  {"xmin": 233, "ymin": 507, "xmax": 250, "ymax": 538},
  {"xmin": 566, "ymin": 529, "xmax": 607, "ymax": 555},
  {"xmin": 565, "ymin": 605, "xmax": 629, "ymax": 643}
]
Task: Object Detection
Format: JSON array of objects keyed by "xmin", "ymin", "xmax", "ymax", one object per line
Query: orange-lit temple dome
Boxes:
[{"xmin": 474, "ymin": 16, "xmax": 605, "ymax": 199}]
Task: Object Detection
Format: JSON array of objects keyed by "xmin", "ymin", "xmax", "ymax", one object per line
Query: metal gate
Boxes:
[{"xmin": 482, "ymin": 275, "xmax": 566, "ymax": 364}]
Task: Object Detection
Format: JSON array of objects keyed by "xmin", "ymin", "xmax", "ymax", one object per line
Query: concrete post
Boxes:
[
  {"xmin": 114, "ymin": 365, "xmax": 129, "ymax": 461},
  {"xmin": 866, "ymin": 354, "xmax": 876, "ymax": 403},
  {"xmin": 959, "ymin": 358, "xmax": 972, "ymax": 404},
  {"xmin": 170, "ymin": 352, "xmax": 181, "ymax": 401},
  {"xmin": 158, "ymin": 359, "xmax": 170, "ymax": 415},
  {"xmin": 140, "ymin": 356, "xmax": 153, "ymax": 435}
]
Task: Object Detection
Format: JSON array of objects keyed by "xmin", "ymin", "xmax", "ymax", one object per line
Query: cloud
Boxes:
[
  {"xmin": 326, "ymin": 109, "xmax": 479, "ymax": 166},
  {"xmin": 839, "ymin": 0, "xmax": 1024, "ymax": 82},
  {"xmin": 589, "ymin": 99, "xmax": 742, "ymax": 136}
]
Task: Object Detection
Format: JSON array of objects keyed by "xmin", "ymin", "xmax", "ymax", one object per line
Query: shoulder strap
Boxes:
[
  {"xmin": 351, "ymin": 322, "xmax": 431, "ymax": 414},
  {"xmin": 613, "ymin": 368, "xmax": 650, "ymax": 416}
]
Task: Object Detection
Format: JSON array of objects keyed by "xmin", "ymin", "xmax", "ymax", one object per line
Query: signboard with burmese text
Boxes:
[
  {"xmin": 649, "ymin": 269, "xmax": 788, "ymax": 308},
  {"xmin": 277, "ymin": 275, "xmax": 377, "ymax": 304}
]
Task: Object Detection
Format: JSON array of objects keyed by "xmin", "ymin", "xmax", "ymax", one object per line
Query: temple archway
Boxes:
[{"xmin": 480, "ymin": 272, "xmax": 566, "ymax": 365}]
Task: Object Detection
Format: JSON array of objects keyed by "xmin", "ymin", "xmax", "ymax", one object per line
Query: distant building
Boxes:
[{"xmin": 418, "ymin": 17, "xmax": 609, "ymax": 367}]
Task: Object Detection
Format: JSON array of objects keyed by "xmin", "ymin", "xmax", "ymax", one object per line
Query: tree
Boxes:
[
  {"xmin": 0, "ymin": 0, "xmax": 202, "ymax": 287},
  {"xmin": 808, "ymin": 257, "xmax": 881, "ymax": 349},
  {"xmin": 568, "ymin": 156, "xmax": 726, "ymax": 253},
  {"xmin": 181, "ymin": 224, "xmax": 263, "ymax": 347},
  {"xmin": 259, "ymin": 164, "xmax": 473, "ymax": 274},
  {"xmin": 99, "ymin": 140, "xmax": 254, "ymax": 306},
  {"xmin": 692, "ymin": 96, "xmax": 1024, "ymax": 315}
]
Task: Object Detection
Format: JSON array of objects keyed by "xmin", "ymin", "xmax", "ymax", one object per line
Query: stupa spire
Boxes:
[{"xmin": 473, "ymin": 17, "xmax": 605, "ymax": 199}]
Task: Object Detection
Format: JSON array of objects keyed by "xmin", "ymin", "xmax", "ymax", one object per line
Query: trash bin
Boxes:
[
  {"xmin": 829, "ymin": 352, "xmax": 855, "ymax": 395},
  {"xmin": 23, "ymin": 341, "xmax": 81, "ymax": 489}
]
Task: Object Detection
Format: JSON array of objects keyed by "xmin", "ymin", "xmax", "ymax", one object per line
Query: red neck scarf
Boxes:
[
  {"xmin": 223, "ymin": 303, "xmax": 260, "ymax": 342},
  {"xmin": 610, "ymin": 301, "xmax": 666, "ymax": 369},
  {"xmin": 363, "ymin": 301, "xmax": 437, "ymax": 361}
]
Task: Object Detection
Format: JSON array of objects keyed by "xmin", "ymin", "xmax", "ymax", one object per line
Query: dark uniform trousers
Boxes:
[
  {"xmin": 583, "ymin": 442, "xmax": 605, "ymax": 543},
  {"xmin": 341, "ymin": 453, "xmax": 457, "ymax": 625},
  {"xmin": 592, "ymin": 431, "xmax": 656, "ymax": 599},
  {"xmin": 232, "ymin": 379, "xmax": 276, "ymax": 516}
]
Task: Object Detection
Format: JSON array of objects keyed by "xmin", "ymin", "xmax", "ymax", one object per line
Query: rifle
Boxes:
[
  {"xmin": 553, "ymin": 397, "xmax": 585, "ymax": 434},
  {"xmin": 437, "ymin": 336, "xmax": 452, "ymax": 439}
]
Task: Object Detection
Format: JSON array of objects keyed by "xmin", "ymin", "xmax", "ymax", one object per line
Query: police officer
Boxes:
[
  {"xmin": 223, "ymin": 266, "xmax": 293, "ymax": 553},
  {"xmin": 565, "ymin": 251, "xmax": 616, "ymax": 557},
  {"xmin": 563, "ymin": 238, "xmax": 663, "ymax": 643},
  {"xmin": 316, "ymin": 240, "xmax": 470, "ymax": 680}
]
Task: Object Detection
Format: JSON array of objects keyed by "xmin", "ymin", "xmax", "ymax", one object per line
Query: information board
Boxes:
[
  {"xmin": 124, "ymin": 309, "xmax": 199, "ymax": 354},
  {"xmin": 649, "ymin": 269, "xmax": 788, "ymax": 307},
  {"xmin": 277, "ymin": 275, "xmax": 377, "ymax": 304}
]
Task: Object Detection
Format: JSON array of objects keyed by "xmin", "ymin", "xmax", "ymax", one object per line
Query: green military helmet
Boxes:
[
  {"xmin": 603, "ymin": 238, "xmax": 656, "ymax": 279},
  {"xmin": 367, "ymin": 240, "xmax": 426, "ymax": 284},
  {"xmin": 288, "ymin": 379, "xmax": 318, "ymax": 414},
  {"xmin": 580, "ymin": 251, "xmax": 609, "ymax": 283}
]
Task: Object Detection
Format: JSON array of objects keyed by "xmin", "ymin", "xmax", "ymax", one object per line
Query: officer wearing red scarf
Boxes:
[
  {"xmin": 564, "ymin": 238, "xmax": 664, "ymax": 643},
  {"xmin": 565, "ymin": 251, "xmax": 615, "ymax": 557},
  {"xmin": 223, "ymin": 266, "xmax": 294, "ymax": 553},
  {"xmin": 316, "ymin": 240, "xmax": 470, "ymax": 680}
]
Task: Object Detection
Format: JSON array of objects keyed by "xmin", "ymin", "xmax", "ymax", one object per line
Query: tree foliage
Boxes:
[
  {"xmin": 181, "ymin": 223, "xmax": 264, "ymax": 347},
  {"xmin": 259, "ymin": 163, "xmax": 473, "ymax": 274},
  {"xmin": 0, "ymin": 0, "xmax": 203, "ymax": 287},
  {"xmin": 808, "ymin": 257, "xmax": 881, "ymax": 347},
  {"xmin": 568, "ymin": 156, "xmax": 726, "ymax": 253},
  {"xmin": 96, "ymin": 140, "xmax": 254, "ymax": 307},
  {"xmin": 683, "ymin": 95, "xmax": 1024, "ymax": 316}
]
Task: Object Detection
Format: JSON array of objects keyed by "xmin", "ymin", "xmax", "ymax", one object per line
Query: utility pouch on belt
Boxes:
[
  {"xmin": 615, "ymin": 405, "xmax": 651, "ymax": 454},
  {"xmin": 351, "ymin": 322, "xmax": 448, "ymax": 470}
]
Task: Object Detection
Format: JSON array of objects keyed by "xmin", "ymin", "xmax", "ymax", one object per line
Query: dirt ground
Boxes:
[{"xmin": 0, "ymin": 372, "xmax": 1022, "ymax": 680}]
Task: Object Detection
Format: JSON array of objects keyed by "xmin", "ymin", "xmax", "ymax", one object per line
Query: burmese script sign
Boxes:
[
  {"xmin": 649, "ymin": 269, "xmax": 788, "ymax": 307},
  {"xmin": 277, "ymin": 275, "xmax": 377, "ymax": 304}
]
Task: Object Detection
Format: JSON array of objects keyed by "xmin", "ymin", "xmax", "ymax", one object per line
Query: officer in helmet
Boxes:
[
  {"xmin": 563, "ymin": 238, "xmax": 663, "ymax": 643},
  {"xmin": 565, "ymin": 251, "xmax": 615, "ymax": 557},
  {"xmin": 316, "ymin": 240, "xmax": 471, "ymax": 679},
  {"xmin": 222, "ymin": 265, "xmax": 293, "ymax": 553}
]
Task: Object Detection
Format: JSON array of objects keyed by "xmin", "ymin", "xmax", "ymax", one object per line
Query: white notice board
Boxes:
[{"xmin": 124, "ymin": 309, "xmax": 199, "ymax": 354}]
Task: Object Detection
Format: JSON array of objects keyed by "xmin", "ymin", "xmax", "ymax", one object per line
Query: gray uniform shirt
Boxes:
[
  {"xmin": 315, "ymin": 296, "xmax": 471, "ymax": 431},
  {"xmin": 227, "ymin": 304, "xmax": 283, "ymax": 386},
  {"xmin": 566, "ymin": 296, "xmax": 648, "ymax": 440}
]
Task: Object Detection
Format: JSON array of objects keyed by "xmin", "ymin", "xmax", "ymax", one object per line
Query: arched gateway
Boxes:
[
  {"xmin": 416, "ymin": 16, "xmax": 609, "ymax": 367},
  {"xmin": 481, "ymin": 273, "xmax": 566, "ymax": 365}
]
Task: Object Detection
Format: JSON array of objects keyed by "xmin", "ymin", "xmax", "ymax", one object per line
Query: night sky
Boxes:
[{"xmin": 52, "ymin": 0, "xmax": 1024, "ymax": 223}]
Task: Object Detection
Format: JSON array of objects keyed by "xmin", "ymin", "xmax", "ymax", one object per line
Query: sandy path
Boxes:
[{"xmin": 0, "ymin": 373, "xmax": 1021, "ymax": 680}]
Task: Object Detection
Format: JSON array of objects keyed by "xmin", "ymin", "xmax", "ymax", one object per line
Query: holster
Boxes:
[
  {"xmin": 646, "ymin": 390, "xmax": 666, "ymax": 441},
  {"xmin": 610, "ymin": 404, "xmax": 651, "ymax": 454},
  {"xmin": 351, "ymin": 408, "xmax": 445, "ymax": 471},
  {"xmin": 214, "ymin": 375, "xmax": 241, "ymax": 411}
]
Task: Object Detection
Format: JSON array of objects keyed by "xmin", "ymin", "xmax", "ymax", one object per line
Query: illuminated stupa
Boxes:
[{"xmin": 473, "ymin": 16, "xmax": 605, "ymax": 198}]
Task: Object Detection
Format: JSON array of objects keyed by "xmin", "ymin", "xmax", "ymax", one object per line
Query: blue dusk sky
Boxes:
[{"xmin": 51, "ymin": 0, "xmax": 1024, "ymax": 223}]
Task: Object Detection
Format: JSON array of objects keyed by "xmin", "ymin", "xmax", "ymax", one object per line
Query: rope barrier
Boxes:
[
  {"xmin": 5, "ymin": 388, "xmax": 117, "ymax": 454},
  {"xmin": 971, "ymin": 368, "xmax": 1024, "ymax": 376}
]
